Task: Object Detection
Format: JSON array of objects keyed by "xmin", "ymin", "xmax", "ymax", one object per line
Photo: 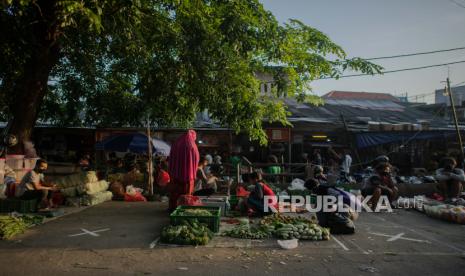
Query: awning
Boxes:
[{"xmin": 356, "ymin": 131, "xmax": 457, "ymax": 149}]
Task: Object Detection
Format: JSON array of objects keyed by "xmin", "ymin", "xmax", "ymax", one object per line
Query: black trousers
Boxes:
[{"xmin": 20, "ymin": 190, "xmax": 52, "ymax": 201}]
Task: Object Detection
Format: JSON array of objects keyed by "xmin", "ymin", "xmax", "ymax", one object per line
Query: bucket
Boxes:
[{"xmin": 6, "ymin": 155, "xmax": 24, "ymax": 170}]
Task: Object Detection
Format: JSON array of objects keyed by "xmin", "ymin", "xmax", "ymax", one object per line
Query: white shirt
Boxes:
[{"xmin": 341, "ymin": 154, "xmax": 352, "ymax": 174}]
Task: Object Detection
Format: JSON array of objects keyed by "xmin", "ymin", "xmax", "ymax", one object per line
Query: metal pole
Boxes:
[
  {"xmin": 446, "ymin": 78, "xmax": 464, "ymax": 165},
  {"xmin": 146, "ymin": 120, "xmax": 154, "ymax": 196}
]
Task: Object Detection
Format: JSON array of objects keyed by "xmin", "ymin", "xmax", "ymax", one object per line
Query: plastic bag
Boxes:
[
  {"xmin": 126, "ymin": 185, "xmax": 137, "ymax": 196},
  {"xmin": 124, "ymin": 191, "xmax": 147, "ymax": 202},
  {"xmin": 288, "ymin": 178, "xmax": 305, "ymax": 191},
  {"xmin": 157, "ymin": 170, "xmax": 170, "ymax": 187},
  {"xmin": 177, "ymin": 195, "xmax": 203, "ymax": 206}
]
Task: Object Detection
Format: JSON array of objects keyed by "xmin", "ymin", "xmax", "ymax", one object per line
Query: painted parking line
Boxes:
[
  {"xmin": 149, "ymin": 237, "xmax": 160, "ymax": 249},
  {"xmin": 372, "ymin": 216, "xmax": 465, "ymax": 253},
  {"xmin": 331, "ymin": 235, "xmax": 349, "ymax": 251},
  {"xmin": 369, "ymin": 232, "xmax": 430, "ymax": 243},
  {"xmin": 68, "ymin": 228, "xmax": 110, "ymax": 237},
  {"xmin": 346, "ymin": 239, "xmax": 370, "ymax": 254}
]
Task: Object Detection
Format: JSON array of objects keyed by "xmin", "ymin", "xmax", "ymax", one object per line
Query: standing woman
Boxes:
[{"xmin": 168, "ymin": 130, "xmax": 200, "ymax": 211}]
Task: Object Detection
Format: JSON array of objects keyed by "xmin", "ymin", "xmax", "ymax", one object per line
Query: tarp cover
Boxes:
[
  {"xmin": 356, "ymin": 131, "xmax": 456, "ymax": 148},
  {"xmin": 95, "ymin": 133, "xmax": 169, "ymax": 154}
]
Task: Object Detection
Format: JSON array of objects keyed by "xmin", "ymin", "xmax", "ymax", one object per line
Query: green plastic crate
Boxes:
[
  {"xmin": 0, "ymin": 198, "xmax": 38, "ymax": 213},
  {"xmin": 170, "ymin": 206, "xmax": 221, "ymax": 232}
]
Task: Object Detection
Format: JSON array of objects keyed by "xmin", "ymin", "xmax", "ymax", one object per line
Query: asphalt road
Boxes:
[{"xmin": 1, "ymin": 201, "xmax": 465, "ymax": 275}]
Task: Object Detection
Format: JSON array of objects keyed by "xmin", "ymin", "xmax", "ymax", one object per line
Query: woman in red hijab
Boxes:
[{"xmin": 168, "ymin": 130, "xmax": 200, "ymax": 211}]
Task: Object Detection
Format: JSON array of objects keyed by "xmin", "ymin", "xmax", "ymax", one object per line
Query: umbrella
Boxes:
[
  {"xmin": 95, "ymin": 133, "xmax": 156, "ymax": 153},
  {"xmin": 152, "ymin": 138, "xmax": 171, "ymax": 156}
]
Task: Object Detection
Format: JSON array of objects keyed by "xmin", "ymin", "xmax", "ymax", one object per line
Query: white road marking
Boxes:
[
  {"xmin": 149, "ymin": 237, "xmax": 160, "ymax": 249},
  {"xmin": 347, "ymin": 239, "xmax": 370, "ymax": 254},
  {"xmin": 68, "ymin": 228, "xmax": 110, "ymax": 237},
  {"xmin": 369, "ymin": 232, "xmax": 430, "ymax": 243},
  {"xmin": 332, "ymin": 235, "xmax": 349, "ymax": 251},
  {"xmin": 387, "ymin": 232, "xmax": 405, "ymax": 242},
  {"xmin": 372, "ymin": 215, "xmax": 465, "ymax": 253}
]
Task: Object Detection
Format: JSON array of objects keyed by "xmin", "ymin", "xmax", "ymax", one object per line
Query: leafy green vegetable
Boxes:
[
  {"xmin": 178, "ymin": 209, "xmax": 213, "ymax": 217},
  {"xmin": 222, "ymin": 224, "xmax": 273, "ymax": 239},
  {"xmin": 0, "ymin": 215, "xmax": 45, "ymax": 240},
  {"xmin": 161, "ymin": 219, "xmax": 213, "ymax": 246}
]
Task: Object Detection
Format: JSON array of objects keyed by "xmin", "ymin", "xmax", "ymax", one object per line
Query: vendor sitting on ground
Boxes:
[
  {"xmin": 246, "ymin": 171, "xmax": 277, "ymax": 216},
  {"xmin": 15, "ymin": 159, "xmax": 57, "ymax": 210},
  {"xmin": 3, "ymin": 163, "xmax": 17, "ymax": 197},
  {"xmin": 435, "ymin": 157, "xmax": 464, "ymax": 201},
  {"xmin": 362, "ymin": 162, "xmax": 399, "ymax": 208},
  {"xmin": 193, "ymin": 157, "xmax": 217, "ymax": 196},
  {"xmin": 304, "ymin": 179, "xmax": 356, "ymax": 234},
  {"xmin": 313, "ymin": 165, "xmax": 328, "ymax": 185}
]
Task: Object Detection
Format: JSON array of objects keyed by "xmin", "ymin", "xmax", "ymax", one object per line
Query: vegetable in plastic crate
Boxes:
[{"xmin": 178, "ymin": 208, "xmax": 212, "ymax": 216}]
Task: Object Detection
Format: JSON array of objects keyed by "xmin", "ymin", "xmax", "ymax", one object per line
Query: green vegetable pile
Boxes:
[
  {"xmin": 0, "ymin": 215, "xmax": 45, "ymax": 240},
  {"xmin": 161, "ymin": 219, "xmax": 213, "ymax": 245},
  {"xmin": 222, "ymin": 222, "xmax": 273, "ymax": 239},
  {"xmin": 273, "ymin": 222, "xmax": 330, "ymax": 241},
  {"xmin": 21, "ymin": 215, "xmax": 45, "ymax": 227},
  {"xmin": 222, "ymin": 213, "xmax": 330, "ymax": 241},
  {"xmin": 178, "ymin": 208, "xmax": 213, "ymax": 216},
  {"xmin": 259, "ymin": 213, "xmax": 316, "ymax": 226}
]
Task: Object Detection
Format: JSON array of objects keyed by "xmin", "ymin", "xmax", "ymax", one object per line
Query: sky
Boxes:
[{"xmin": 260, "ymin": 0, "xmax": 465, "ymax": 103}]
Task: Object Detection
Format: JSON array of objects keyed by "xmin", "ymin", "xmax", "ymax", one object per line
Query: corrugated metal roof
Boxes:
[{"xmin": 284, "ymin": 98, "xmax": 446, "ymax": 129}]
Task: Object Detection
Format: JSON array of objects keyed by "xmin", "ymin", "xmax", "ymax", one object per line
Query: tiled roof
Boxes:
[{"xmin": 322, "ymin": 91, "xmax": 400, "ymax": 102}]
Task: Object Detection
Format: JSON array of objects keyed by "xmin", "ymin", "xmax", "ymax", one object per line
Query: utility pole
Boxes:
[
  {"xmin": 340, "ymin": 114, "xmax": 363, "ymax": 170},
  {"xmin": 446, "ymin": 78, "xmax": 464, "ymax": 166}
]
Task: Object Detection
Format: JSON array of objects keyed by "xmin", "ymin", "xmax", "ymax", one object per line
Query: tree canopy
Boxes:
[{"xmin": 0, "ymin": 0, "xmax": 382, "ymax": 145}]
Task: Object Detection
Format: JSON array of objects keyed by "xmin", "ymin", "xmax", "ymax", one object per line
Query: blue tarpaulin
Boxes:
[
  {"xmin": 95, "ymin": 133, "xmax": 153, "ymax": 153},
  {"xmin": 356, "ymin": 131, "xmax": 456, "ymax": 149}
]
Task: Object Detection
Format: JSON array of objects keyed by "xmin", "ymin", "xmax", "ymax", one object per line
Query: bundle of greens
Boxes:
[
  {"xmin": 20, "ymin": 215, "xmax": 45, "ymax": 227},
  {"xmin": 0, "ymin": 216, "xmax": 28, "ymax": 240},
  {"xmin": 223, "ymin": 214, "xmax": 330, "ymax": 241},
  {"xmin": 161, "ymin": 219, "xmax": 213, "ymax": 245},
  {"xmin": 0, "ymin": 215, "xmax": 45, "ymax": 240},
  {"xmin": 273, "ymin": 222, "xmax": 330, "ymax": 241},
  {"xmin": 259, "ymin": 213, "xmax": 316, "ymax": 226},
  {"xmin": 222, "ymin": 223, "xmax": 273, "ymax": 239}
]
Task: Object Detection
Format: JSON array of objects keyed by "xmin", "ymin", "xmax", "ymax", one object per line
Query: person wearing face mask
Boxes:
[
  {"xmin": 15, "ymin": 159, "xmax": 58, "ymax": 210},
  {"xmin": 361, "ymin": 162, "xmax": 398, "ymax": 208},
  {"xmin": 435, "ymin": 157, "xmax": 464, "ymax": 202}
]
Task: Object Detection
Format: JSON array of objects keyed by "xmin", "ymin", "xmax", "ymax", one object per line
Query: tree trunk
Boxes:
[{"xmin": 8, "ymin": 1, "xmax": 61, "ymax": 154}]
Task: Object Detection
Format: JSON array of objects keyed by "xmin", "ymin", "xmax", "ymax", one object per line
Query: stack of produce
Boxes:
[
  {"xmin": 81, "ymin": 179, "xmax": 111, "ymax": 206},
  {"xmin": 424, "ymin": 204, "xmax": 465, "ymax": 224},
  {"xmin": 222, "ymin": 213, "xmax": 329, "ymax": 241},
  {"xmin": 161, "ymin": 219, "xmax": 213, "ymax": 245},
  {"xmin": 107, "ymin": 173, "xmax": 125, "ymax": 183},
  {"xmin": 55, "ymin": 171, "xmax": 99, "ymax": 198},
  {"xmin": 273, "ymin": 222, "xmax": 330, "ymax": 240},
  {"xmin": 0, "ymin": 215, "xmax": 44, "ymax": 240},
  {"xmin": 259, "ymin": 213, "xmax": 317, "ymax": 226},
  {"xmin": 222, "ymin": 222, "xmax": 272, "ymax": 239}
]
